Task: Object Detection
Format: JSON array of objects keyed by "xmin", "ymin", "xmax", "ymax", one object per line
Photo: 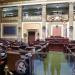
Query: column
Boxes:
[
  {"xmin": 18, "ymin": 6, "xmax": 22, "ymax": 41},
  {"xmin": 0, "ymin": 8, "xmax": 2, "ymax": 38},
  {"xmin": 69, "ymin": 2, "xmax": 73, "ymax": 40},
  {"xmin": 63, "ymin": 23, "xmax": 67, "ymax": 37},
  {"xmin": 42, "ymin": 4, "xmax": 46, "ymax": 40}
]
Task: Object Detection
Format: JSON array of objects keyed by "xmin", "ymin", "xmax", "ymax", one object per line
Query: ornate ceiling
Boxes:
[{"xmin": 0, "ymin": 0, "xmax": 27, "ymax": 4}]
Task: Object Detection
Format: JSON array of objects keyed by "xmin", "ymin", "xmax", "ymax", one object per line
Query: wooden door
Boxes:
[{"xmin": 28, "ymin": 31, "xmax": 35, "ymax": 45}]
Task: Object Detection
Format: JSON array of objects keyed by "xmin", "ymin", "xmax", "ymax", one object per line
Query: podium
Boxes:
[{"xmin": 7, "ymin": 51, "xmax": 20, "ymax": 71}]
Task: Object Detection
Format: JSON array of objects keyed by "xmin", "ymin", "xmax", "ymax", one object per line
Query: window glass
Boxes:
[{"xmin": 2, "ymin": 6, "xmax": 18, "ymax": 17}]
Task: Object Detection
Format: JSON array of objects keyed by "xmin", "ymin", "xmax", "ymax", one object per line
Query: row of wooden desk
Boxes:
[{"xmin": 0, "ymin": 36, "xmax": 75, "ymax": 74}]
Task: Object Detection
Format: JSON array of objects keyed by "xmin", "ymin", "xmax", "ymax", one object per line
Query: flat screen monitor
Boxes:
[{"xmin": 3, "ymin": 26, "xmax": 17, "ymax": 36}]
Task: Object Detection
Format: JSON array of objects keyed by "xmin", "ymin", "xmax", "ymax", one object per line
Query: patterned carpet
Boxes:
[{"xmin": 33, "ymin": 51, "xmax": 75, "ymax": 75}]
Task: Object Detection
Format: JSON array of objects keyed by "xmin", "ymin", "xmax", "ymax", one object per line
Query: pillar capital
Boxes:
[
  {"xmin": 69, "ymin": 2, "xmax": 74, "ymax": 4},
  {"xmin": 42, "ymin": 4, "xmax": 46, "ymax": 6}
]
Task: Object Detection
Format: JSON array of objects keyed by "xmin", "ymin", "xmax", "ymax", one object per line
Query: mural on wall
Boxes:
[{"xmin": 52, "ymin": 25, "xmax": 61, "ymax": 36}]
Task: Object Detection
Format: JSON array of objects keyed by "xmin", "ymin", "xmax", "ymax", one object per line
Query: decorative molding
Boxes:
[{"xmin": 0, "ymin": 0, "xmax": 75, "ymax": 7}]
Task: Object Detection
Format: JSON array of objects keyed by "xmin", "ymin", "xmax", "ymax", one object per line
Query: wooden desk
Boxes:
[{"xmin": 7, "ymin": 51, "xmax": 20, "ymax": 71}]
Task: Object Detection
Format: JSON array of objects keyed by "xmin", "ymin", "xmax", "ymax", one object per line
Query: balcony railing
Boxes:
[
  {"xmin": 1, "ymin": 17, "xmax": 18, "ymax": 22},
  {"xmin": 47, "ymin": 14, "xmax": 69, "ymax": 22},
  {"xmin": 23, "ymin": 15, "xmax": 42, "ymax": 22}
]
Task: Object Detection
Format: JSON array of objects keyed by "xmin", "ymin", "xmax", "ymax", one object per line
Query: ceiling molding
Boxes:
[{"xmin": 0, "ymin": 0, "xmax": 75, "ymax": 7}]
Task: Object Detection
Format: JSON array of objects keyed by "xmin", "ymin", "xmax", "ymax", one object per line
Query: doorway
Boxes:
[{"xmin": 28, "ymin": 31, "xmax": 35, "ymax": 45}]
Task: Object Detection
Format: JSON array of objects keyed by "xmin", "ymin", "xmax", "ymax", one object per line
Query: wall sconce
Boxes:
[
  {"xmin": 18, "ymin": 27, "xmax": 21, "ymax": 32},
  {"xmin": 23, "ymin": 33, "xmax": 27, "ymax": 38},
  {"xmin": 69, "ymin": 26, "xmax": 73, "ymax": 31},
  {"xmin": 56, "ymin": 25, "xmax": 58, "ymax": 28},
  {"xmin": 42, "ymin": 26, "xmax": 46, "ymax": 32},
  {"xmin": 23, "ymin": 33, "xmax": 27, "ymax": 43},
  {"xmin": 37, "ymin": 32, "xmax": 39, "ymax": 36}
]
